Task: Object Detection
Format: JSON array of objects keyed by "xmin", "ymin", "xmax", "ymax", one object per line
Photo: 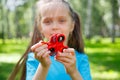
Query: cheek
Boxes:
[
  {"xmin": 64, "ymin": 23, "xmax": 73, "ymax": 33},
  {"xmin": 41, "ymin": 27, "xmax": 51, "ymax": 39},
  {"xmin": 63, "ymin": 23, "xmax": 74, "ymax": 38},
  {"xmin": 62, "ymin": 28, "xmax": 70, "ymax": 38}
]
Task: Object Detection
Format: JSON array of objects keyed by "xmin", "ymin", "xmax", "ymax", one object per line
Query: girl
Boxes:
[{"xmin": 8, "ymin": 0, "xmax": 92, "ymax": 80}]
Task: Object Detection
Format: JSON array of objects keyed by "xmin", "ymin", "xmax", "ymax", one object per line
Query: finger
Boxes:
[
  {"xmin": 35, "ymin": 44, "xmax": 48, "ymax": 53},
  {"xmin": 63, "ymin": 48, "xmax": 75, "ymax": 56},
  {"xmin": 31, "ymin": 40, "xmax": 43, "ymax": 52},
  {"xmin": 63, "ymin": 48, "xmax": 74, "ymax": 53},
  {"xmin": 34, "ymin": 48, "xmax": 47, "ymax": 60},
  {"xmin": 56, "ymin": 56, "xmax": 76, "ymax": 66},
  {"xmin": 56, "ymin": 59, "xmax": 67, "ymax": 65},
  {"xmin": 57, "ymin": 52, "xmax": 73, "ymax": 59},
  {"xmin": 42, "ymin": 51, "xmax": 51, "ymax": 58},
  {"xmin": 37, "ymin": 48, "xmax": 48, "ymax": 56},
  {"xmin": 56, "ymin": 57, "xmax": 70, "ymax": 63}
]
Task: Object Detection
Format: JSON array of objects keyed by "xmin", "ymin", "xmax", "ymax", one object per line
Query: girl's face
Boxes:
[{"xmin": 39, "ymin": 2, "xmax": 74, "ymax": 45}]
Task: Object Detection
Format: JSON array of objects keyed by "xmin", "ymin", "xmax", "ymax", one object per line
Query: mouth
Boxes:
[{"xmin": 50, "ymin": 33, "xmax": 62, "ymax": 36}]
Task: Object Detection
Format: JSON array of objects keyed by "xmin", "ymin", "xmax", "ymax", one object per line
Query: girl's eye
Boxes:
[
  {"xmin": 44, "ymin": 20, "xmax": 51, "ymax": 24},
  {"xmin": 59, "ymin": 19, "xmax": 66, "ymax": 23}
]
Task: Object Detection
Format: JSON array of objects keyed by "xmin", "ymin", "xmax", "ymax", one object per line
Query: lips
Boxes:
[{"xmin": 50, "ymin": 32, "xmax": 61, "ymax": 36}]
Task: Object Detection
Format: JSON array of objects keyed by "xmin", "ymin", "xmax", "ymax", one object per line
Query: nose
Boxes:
[{"xmin": 52, "ymin": 22, "xmax": 59, "ymax": 30}]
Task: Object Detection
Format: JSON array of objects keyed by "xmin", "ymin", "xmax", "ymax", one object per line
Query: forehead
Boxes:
[{"xmin": 39, "ymin": 2, "xmax": 70, "ymax": 18}]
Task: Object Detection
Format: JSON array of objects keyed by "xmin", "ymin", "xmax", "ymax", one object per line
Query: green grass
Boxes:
[
  {"xmin": 0, "ymin": 39, "xmax": 30, "ymax": 53},
  {"xmin": 85, "ymin": 38, "xmax": 120, "ymax": 80},
  {"xmin": 0, "ymin": 38, "xmax": 120, "ymax": 80},
  {"xmin": 0, "ymin": 39, "xmax": 29, "ymax": 80}
]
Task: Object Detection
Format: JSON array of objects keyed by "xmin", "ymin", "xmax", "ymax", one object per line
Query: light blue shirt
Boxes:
[{"xmin": 26, "ymin": 51, "xmax": 92, "ymax": 80}]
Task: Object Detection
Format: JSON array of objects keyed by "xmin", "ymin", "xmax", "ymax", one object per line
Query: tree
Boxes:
[
  {"xmin": 84, "ymin": 0, "xmax": 93, "ymax": 38},
  {"xmin": 0, "ymin": 0, "xmax": 6, "ymax": 43},
  {"xmin": 111, "ymin": 0, "xmax": 119, "ymax": 43}
]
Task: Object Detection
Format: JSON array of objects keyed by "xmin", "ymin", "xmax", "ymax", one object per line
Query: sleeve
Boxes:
[
  {"xmin": 78, "ymin": 54, "xmax": 92, "ymax": 80},
  {"xmin": 26, "ymin": 52, "xmax": 39, "ymax": 80}
]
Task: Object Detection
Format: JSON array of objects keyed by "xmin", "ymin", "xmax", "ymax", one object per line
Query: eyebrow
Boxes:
[{"xmin": 42, "ymin": 15, "xmax": 67, "ymax": 19}]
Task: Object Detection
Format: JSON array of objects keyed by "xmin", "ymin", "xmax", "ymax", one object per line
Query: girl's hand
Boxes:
[
  {"xmin": 56, "ymin": 48, "xmax": 77, "ymax": 75},
  {"xmin": 31, "ymin": 41, "xmax": 51, "ymax": 68}
]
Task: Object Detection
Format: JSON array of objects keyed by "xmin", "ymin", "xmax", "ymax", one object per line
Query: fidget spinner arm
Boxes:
[{"xmin": 42, "ymin": 33, "xmax": 68, "ymax": 56}]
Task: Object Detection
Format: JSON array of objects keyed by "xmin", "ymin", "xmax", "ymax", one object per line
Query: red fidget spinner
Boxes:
[{"xmin": 42, "ymin": 33, "xmax": 68, "ymax": 56}]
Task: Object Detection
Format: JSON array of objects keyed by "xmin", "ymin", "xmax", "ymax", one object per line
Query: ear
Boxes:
[{"xmin": 70, "ymin": 21, "xmax": 75, "ymax": 32}]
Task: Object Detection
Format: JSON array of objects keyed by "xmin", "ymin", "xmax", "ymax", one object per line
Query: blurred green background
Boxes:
[{"xmin": 0, "ymin": 0, "xmax": 120, "ymax": 80}]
